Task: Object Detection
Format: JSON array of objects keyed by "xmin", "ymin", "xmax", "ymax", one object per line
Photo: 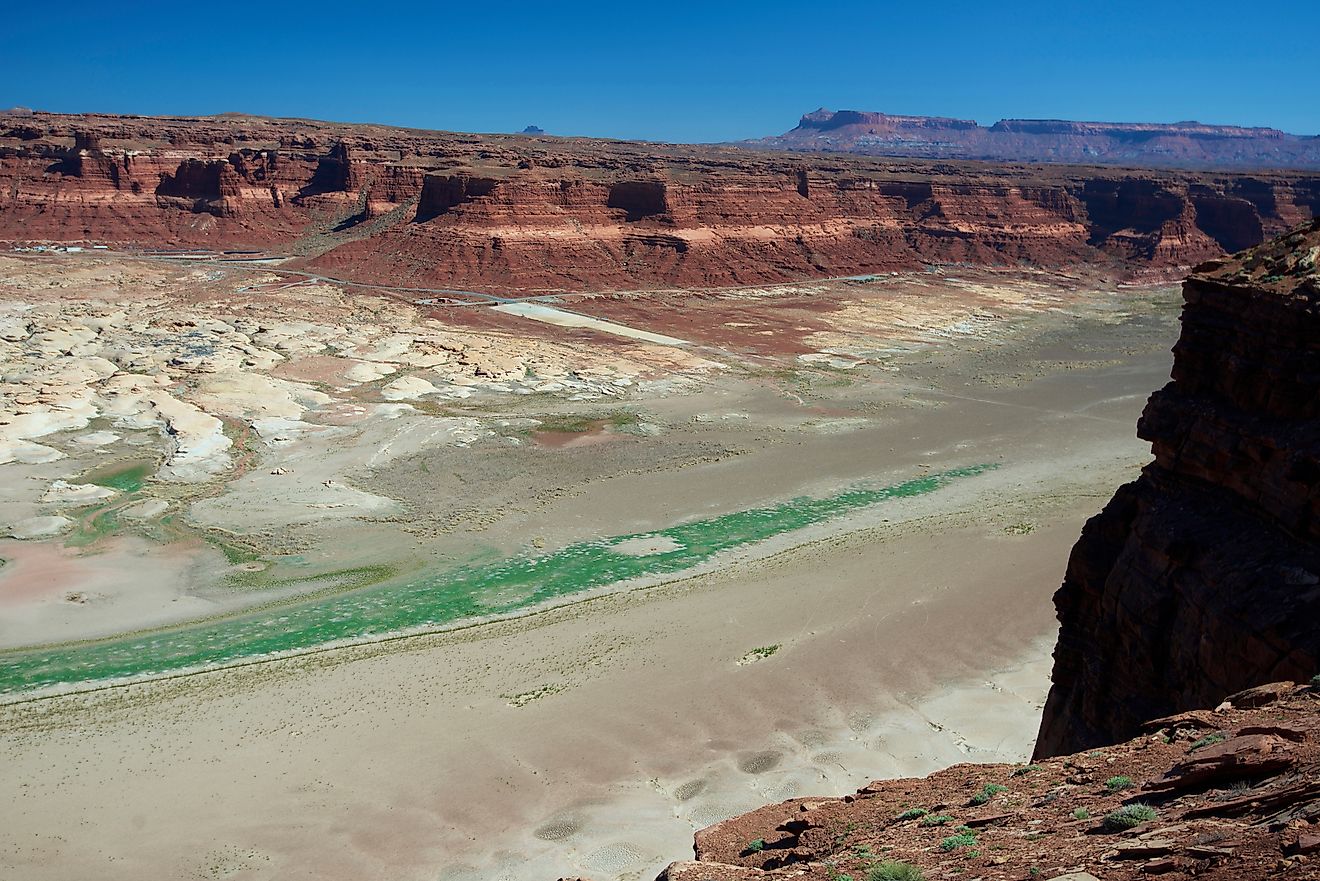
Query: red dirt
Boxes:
[{"xmin": 659, "ymin": 684, "xmax": 1320, "ymax": 881}]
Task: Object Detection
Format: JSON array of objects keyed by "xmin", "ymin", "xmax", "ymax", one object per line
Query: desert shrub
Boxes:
[
  {"xmin": 1011, "ymin": 764, "xmax": 1042, "ymax": 777},
  {"xmin": 940, "ymin": 832, "xmax": 978, "ymax": 852},
  {"xmin": 868, "ymin": 861, "xmax": 924, "ymax": 881},
  {"xmin": 1102, "ymin": 803, "xmax": 1157, "ymax": 831},
  {"xmin": 1189, "ymin": 733, "xmax": 1227, "ymax": 752},
  {"xmin": 920, "ymin": 814, "xmax": 954, "ymax": 827},
  {"xmin": 1104, "ymin": 775, "xmax": 1133, "ymax": 792},
  {"xmin": 1072, "ymin": 807, "xmax": 1090, "ymax": 820},
  {"xmin": 746, "ymin": 838, "xmax": 765, "ymax": 853},
  {"xmin": 969, "ymin": 783, "xmax": 1008, "ymax": 806},
  {"xmin": 896, "ymin": 808, "xmax": 928, "ymax": 821}
]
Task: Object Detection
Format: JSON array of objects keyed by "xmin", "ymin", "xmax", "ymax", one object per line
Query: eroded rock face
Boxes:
[
  {"xmin": 1035, "ymin": 219, "xmax": 1320, "ymax": 759},
  {"xmin": 1, "ymin": 111, "xmax": 1318, "ymax": 291}
]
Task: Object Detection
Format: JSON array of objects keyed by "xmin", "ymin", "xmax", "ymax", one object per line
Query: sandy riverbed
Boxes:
[{"xmin": 0, "ymin": 254, "xmax": 1180, "ymax": 880}]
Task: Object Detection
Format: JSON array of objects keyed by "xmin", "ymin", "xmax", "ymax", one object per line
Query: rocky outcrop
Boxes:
[
  {"xmin": 1, "ymin": 111, "xmax": 1317, "ymax": 290},
  {"xmin": 757, "ymin": 109, "xmax": 1320, "ymax": 170},
  {"xmin": 658, "ymin": 683, "xmax": 1320, "ymax": 881},
  {"xmin": 1035, "ymin": 219, "xmax": 1320, "ymax": 759},
  {"xmin": 414, "ymin": 173, "xmax": 501, "ymax": 222}
]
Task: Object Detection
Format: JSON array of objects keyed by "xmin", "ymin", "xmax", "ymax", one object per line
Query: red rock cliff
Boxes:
[
  {"xmin": 2, "ymin": 111, "xmax": 1318, "ymax": 291},
  {"xmin": 1035, "ymin": 218, "xmax": 1320, "ymax": 758}
]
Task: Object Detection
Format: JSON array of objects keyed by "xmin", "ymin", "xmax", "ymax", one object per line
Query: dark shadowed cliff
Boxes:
[{"xmin": 1034, "ymin": 218, "xmax": 1320, "ymax": 758}]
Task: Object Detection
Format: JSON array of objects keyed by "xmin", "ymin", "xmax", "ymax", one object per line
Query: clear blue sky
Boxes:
[{"xmin": 4, "ymin": 0, "xmax": 1317, "ymax": 141}]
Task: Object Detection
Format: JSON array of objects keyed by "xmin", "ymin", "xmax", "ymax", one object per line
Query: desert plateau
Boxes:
[{"xmin": 3, "ymin": 8, "xmax": 1320, "ymax": 881}]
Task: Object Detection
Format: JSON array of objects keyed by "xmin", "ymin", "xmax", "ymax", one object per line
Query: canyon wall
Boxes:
[
  {"xmin": 2, "ymin": 111, "xmax": 1318, "ymax": 291},
  {"xmin": 1035, "ymin": 218, "xmax": 1320, "ymax": 758},
  {"xmin": 758, "ymin": 108, "xmax": 1320, "ymax": 170}
]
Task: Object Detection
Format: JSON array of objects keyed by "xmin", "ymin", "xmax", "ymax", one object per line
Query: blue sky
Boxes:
[{"xmin": 4, "ymin": 0, "xmax": 1317, "ymax": 141}]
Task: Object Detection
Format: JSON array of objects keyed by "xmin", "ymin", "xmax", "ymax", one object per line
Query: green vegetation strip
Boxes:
[{"xmin": 0, "ymin": 464, "xmax": 992, "ymax": 696}]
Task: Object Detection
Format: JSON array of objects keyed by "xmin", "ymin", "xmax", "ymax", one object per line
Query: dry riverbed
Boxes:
[{"xmin": 0, "ymin": 252, "xmax": 1180, "ymax": 881}]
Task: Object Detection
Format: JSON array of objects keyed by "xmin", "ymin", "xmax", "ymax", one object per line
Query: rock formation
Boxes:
[
  {"xmin": 1, "ymin": 111, "xmax": 1317, "ymax": 291},
  {"xmin": 657, "ymin": 683, "xmax": 1320, "ymax": 881},
  {"xmin": 755, "ymin": 108, "xmax": 1320, "ymax": 170},
  {"xmin": 1035, "ymin": 218, "xmax": 1320, "ymax": 758}
]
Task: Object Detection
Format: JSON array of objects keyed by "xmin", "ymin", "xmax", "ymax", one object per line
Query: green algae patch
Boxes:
[
  {"xmin": 63, "ymin": 505, "xmax": 122, "ymax": 548},
  {"xmin": 83, "ymin": 460, "xmax": 155, "ymax": 493},
  {"xmin": 0, "ymin": 464, "xmax": 994, "ymax": 696}
]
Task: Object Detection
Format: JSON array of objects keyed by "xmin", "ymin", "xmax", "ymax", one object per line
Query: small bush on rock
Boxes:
[
  {"xmin": 868, "ymin": 861, "xmax": 924, "ymax": 881},
  {"xmin": 969, "ymin": 783, "xmax": 1008, "ymax": 806},
  {"xmin": 1103, "ymin": 803, "xmax": 1157, "ymax": 831},
  {"xmin": 1104, "ymin": 775, "xmax": 1133, "ymax": 792},
  {"xmin": 940, "ymin": 832, "xmax": 978, "ymax": 852}
]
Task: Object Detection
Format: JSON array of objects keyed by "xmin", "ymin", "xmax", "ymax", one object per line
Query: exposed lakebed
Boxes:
[{"xmin": 0, "ymin": 465, "xmax": 990, "ymax": 696}]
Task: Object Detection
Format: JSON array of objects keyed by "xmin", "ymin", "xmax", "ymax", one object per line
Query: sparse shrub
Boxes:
[
  {"xmin": 1072, "ymin": 807, "xmax": 1090, "ymax": 820},
  {"xmin": 1310, "ymin": 673, "xmax": 1320, "ymax": 689},
  {"xmin": 1104, "ymin": 775, "xmax": 1133, "ymax": 792},
  {"xmin": 1102, "ymin": 803, "xmax": 1157, "ymax": 831},
  {"xmin": 920, "ymin": 814, "xmax": 954, "ymax": 827},
  {"xmin": 940, "ymin": 832, "xmax": 978, "ymax": 852},
  {"xmin": 868, "ymin": 861, "xmax": 924, "ymax": 881},
  {"xmin": 1189, "ymin": 733, "xmax": 1227, "ymax": 752},
  {"xmin": 1011, "ymin": 764, "xmax": 1042, "ymax": 777},
  {"xmin": 746, "ymin": 838, "xmax": 765, "ymax": 853},
  {"xmin": 968, "ymin": 783, "xmax": 1008, "ymax": 806},
  {"xmin": 896, "ymin": 808, "xmax": 928, "ymax": 821}
]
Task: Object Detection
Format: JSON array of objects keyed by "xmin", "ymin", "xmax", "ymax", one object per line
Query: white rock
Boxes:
[
  {"xmin": 381, "ymin": 375, "xmax": 438, "ymax": 401},
  {"xmin": 145, "ymin": 391, "xmax": 233, "ymax": 482},
  {"xmin": 193, "ymin": 372, "xmax": 330, "ymax": 420},
  {"xmin": 41, "ymin": 480, "xmax": 116, "ymax": 504},
  {"xmin": 120, "ymin": 499, "xmax": 170, "ymax": 520},
  {"xmin": 344, "ymin": 360, "xmax": 397, "ymax": 383},
  {"xmin": 8, "ymin": 515, "xmax": 73, "ymax": 539},
  {"xmin": 0, "ymin": 440, "xmax": 65, "ymax": 465},
  {"xmin": 74, "ymin": 430, "xmax": 120, "ymax": 447}
]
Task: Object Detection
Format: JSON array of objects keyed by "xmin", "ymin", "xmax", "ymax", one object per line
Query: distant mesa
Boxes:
[
  {"xmin": 750, "ymin": 107, "xmax": 1320, "ymax": 170},
  {"xmin": 522, "ymin": 125, "xmax": 546, "ymax": 135}
]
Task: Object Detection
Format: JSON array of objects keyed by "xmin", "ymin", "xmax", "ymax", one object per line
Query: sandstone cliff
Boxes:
[
  {"xmin": 1035, "ymin": 218, "xmax": 1320, "ymax": 758},
  {"xmin": 2, "ymin": 111, "xmax": 1318, "ymax": 291}
]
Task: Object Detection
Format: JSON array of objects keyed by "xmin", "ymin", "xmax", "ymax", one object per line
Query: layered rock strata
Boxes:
[
  {"xmin": 758, "ymin": 108, "xmax": 1320, "ymax": 170},
  {"xmin": 1035, "ymin": 218, "xmax": 1320, "ymax": 758},
  {"xmin": 2, "ymin": 111, "xmax": 1318, "ymax": 291}
]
